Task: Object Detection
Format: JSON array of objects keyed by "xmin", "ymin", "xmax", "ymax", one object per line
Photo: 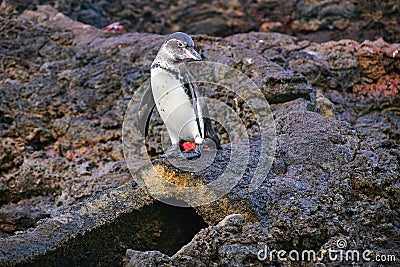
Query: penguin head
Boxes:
[{"xmin": 159, "ymin": 32, "xmax": 202, "ymax": 64}]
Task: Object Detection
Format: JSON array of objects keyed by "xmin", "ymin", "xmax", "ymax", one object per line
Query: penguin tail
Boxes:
[{"xmin": 204, "ymin": 117, "xmax": 222, "ymax": 150}]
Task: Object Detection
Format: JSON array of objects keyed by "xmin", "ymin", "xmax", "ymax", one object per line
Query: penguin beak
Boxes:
[{"xmin": 184, "ymin": 47, "xmax": 202, "ymax": 61}]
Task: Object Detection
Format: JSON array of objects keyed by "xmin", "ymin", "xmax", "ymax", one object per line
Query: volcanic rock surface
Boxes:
[{"xmin": 0, "ymin": 3, "xmax": 399, "ymax": 267}]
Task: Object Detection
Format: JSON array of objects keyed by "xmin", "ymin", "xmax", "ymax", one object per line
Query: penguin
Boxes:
[{"xmin": 138, "ymin": 32, "xmax": 221, "ymax": 160}]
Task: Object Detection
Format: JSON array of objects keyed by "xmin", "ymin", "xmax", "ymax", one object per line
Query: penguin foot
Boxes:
[
  {"xmin": 181, "ymin": 150, "xmax": 201, "ymax": 160},
  {"xmin": 181, "ymin": 143, "xmax": 202, "ymax": 160},
  {"xmin": 160, "ymin": 145, "xmax": 180, "ymax": 159}
]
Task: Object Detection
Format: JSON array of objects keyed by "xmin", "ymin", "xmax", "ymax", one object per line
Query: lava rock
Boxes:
[
  {"xmin": 2, "ymin": 0, "xmax": 399, "ymax": 43},
  {"xmin": 125, "ymin": 214, "xmax": 274, "ymax": 266},
  {"xmin": 0, "ymin": 5, "xmax": 398, "ymax": 267}
]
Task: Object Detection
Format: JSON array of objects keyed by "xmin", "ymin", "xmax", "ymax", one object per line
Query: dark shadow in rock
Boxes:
[{"xmin": 21, "ymin": 202, "xmax": 207, "ymax": 267}]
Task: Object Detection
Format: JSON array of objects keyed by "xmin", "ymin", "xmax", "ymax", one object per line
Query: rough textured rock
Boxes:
[
  {"xmin": 0, "ymin": 180, "xmax": 156, "ymax": 266},
  {"xmin": 0, "ymin": 138, "xmax": 24, "ymax": 173},
  {"xmin": 125, "ymin": 214, "xmax": 273, "ymax": 267},
  {"xmin": 0, "ymin": 4, "xmax": 399, "ymax": 267},
  {"xmin": 228, "ymin": 32, "xmax": 400, "ymax": 94},
  {"xmin": 1, "ymin": 0, "xmax": 399, "ymax": 43}
]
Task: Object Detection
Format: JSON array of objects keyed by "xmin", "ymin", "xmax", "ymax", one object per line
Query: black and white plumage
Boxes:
[{"xmin": 139, "ymin": 32, "xmax": 221, "ymax": 159}]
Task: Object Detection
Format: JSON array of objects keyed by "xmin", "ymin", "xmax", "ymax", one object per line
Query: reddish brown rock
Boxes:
[
  {"xmin": 353, "ymin": 74, "xmax": 400, "ymax": 98},
  {"xmin": 356, "ymin": 38, "xmax": 399, "ymax": 82}
]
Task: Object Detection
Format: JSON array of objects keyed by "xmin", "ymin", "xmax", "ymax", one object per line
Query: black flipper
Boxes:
[
  {"xmin": 182, "ymin": 69, "xmax": 222, "ymax": 149},
  {"xmin": 138, "ymin": 84, "xmax": 156, "ymax": 137},
  {"xmin": 183, "ymin": 73, "xmax": 203, "ymax": 140}
]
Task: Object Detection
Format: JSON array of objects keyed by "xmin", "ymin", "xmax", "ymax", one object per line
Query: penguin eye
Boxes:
[{"xmin": 177, "ymin": 41, "xmax": 185, "ymax": 48}]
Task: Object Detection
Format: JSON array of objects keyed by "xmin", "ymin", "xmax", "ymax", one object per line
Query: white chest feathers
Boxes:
[{"xmin": 150, "ymin": 67, "xmax": 204, "ymax": 142}]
